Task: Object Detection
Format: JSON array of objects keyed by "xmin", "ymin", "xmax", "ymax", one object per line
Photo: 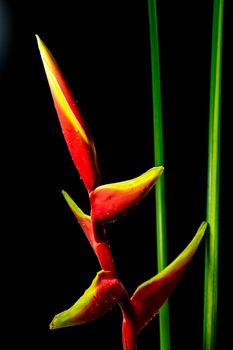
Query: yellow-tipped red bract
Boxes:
[
  {"xmin": 90, "ymin": 166, "xmax": 164, "ymax": 223},
  {"xmin": 62, "ymin": 190, "xmax": 116, "ymax": 271},
  {"xmin": 130, "ymin": 221, "xmax": 207, "ymax": 333},
  {"xmin": 62, "ymin": 190, "xmax": 94, "ymax": 246},
  {"xmin": 49, "ymin": 270, "xmax": 126, "ymax": 329},
  {"xmin": 36, "ymin": 35, "xmax": 101, "ymax": 193}
]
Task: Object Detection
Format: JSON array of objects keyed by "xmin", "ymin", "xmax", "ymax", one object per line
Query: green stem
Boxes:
[
  {"xmin": 203, "ymin": 0, "xmax": 224, "ymax": 349},
  {"xmin": 147, "ymin": 1, "xmax": 170, "ymax": 350}
]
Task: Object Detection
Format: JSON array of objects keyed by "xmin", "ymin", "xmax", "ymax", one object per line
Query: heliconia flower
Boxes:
[
  {"xmin": 36, "ymin": 35, "xmax": 101, "ymax": 193},
  {"xmin": 129, "ymin": 221, "xmax": 207, "ymax": 333},
  {"xmin": 90, "ymin": 166, "xmax": 164, "ymax": 223},
  {"xmin": 49, "ymin": 270, "xmax": 127, "ymax": 329},
  {"xmin": 62, "ymin": 190, "xmax": 116, "ymax": 272},
  {"xmin": 37, "ymin": 35, "xmax": 208, "ymax": 350}
]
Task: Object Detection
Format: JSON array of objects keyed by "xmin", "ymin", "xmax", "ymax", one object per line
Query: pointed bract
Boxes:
[
  {"xmin": 62, "ymin": 190, "xmax": 116, "ymax": 271},
  {"xmin": 62, "ymin": 190, "xmax": 94, "ymax": 246},
  {"xmin": 36, "ymin": 35, "xmax": 101, "ymax": 192},
  {"xmin": 49, "ymin": 270, "xmax": 126, "ymax": 329},
  {"xmin": 131, "ymin": 222, "xmax": 207, "ymax": 333},
  {"xmin": 90, "ymin": 166, "xmax": 164, "ymax": 223}
]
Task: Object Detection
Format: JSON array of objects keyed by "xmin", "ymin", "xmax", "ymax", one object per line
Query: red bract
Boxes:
[
  {"xmin": 50, "ymin": 270, "xmax": 127, "ymax": 329},
  {"xmin": 62, "ymin": 190, "xmax": 94, "ymax": 246},
  {"xmin": 130, "ymin": 222, "xmax": 207, "ymax": 333},
  {"xmin": 36, "ymin": 35, "xmax": 101, "ymax": 193},
  {"xmin": 62, "ymin": 190, "xmax": 116, "ymax": 271},
  {"xmin": 90, "ymin": 166, "xmax": 164, "ymax": 223},
  {"xmin": 37, "ymin": 35, "xmax": 206, "ymax": 350}
]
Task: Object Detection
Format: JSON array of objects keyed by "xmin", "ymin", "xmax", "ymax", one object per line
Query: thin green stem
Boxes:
[
  {"xmin": 147, "ymin": 1, "xmax": 170, "ymax": 350},
  {"xmin": 203, "ymin": 0, "xmax": 224, "ymax": 349}
]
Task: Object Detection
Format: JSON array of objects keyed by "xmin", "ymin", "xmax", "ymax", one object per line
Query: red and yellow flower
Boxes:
[{"xmin": 37, "ymin": 35, "xmax": 206, "ymax": 350}]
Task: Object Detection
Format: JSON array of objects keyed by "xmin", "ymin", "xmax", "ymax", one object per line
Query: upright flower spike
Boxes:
[
  {"xmin": 90, "ymin": 166, "xmax": 164, "ymax": 223},
  {"xmin": 37, "ymin": 33, "xmax": 208, "ymax": 350},
  {"xmin": 36, "ymin": 35, "xmax": 101, "ymax": 193},
  {"xmin": 49, "ymin": 270, "xmax": 127, "ymax": 329},
  {"xmin": 130, "ymin": 221, "xmax": 207, "ymax": 333}
]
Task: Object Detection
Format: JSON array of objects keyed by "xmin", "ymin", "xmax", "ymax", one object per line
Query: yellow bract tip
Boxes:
[
  {"xmin": 35, "ymin": 34, "xmax": 43, "ymax": 51},
  {"xmin": 35, "ymin": 34, "xmax": 49, "ymax": 61},
  {"xmin": 35, "ymin": 34, "xmax": 89, "ymax": 144}
]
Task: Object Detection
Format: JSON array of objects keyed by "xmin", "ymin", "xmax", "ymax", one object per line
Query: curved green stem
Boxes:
[{"xmin": 203, "ymin": 0, "xmax": 224, "ymax": 349}]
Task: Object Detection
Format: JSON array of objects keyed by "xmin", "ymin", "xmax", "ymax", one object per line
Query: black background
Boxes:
[{"xmin": 1, "ymin": 0, "xmax": 232, "ymax": 349}]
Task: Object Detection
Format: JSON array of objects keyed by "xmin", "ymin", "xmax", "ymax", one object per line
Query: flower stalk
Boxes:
[
  {"xmin": 203, "ymin": 0, "xmax": 224, "ymax": 349},
  {"xmin": 147, "ymin": 1, "xmax": 170, "ymax": 349}
]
